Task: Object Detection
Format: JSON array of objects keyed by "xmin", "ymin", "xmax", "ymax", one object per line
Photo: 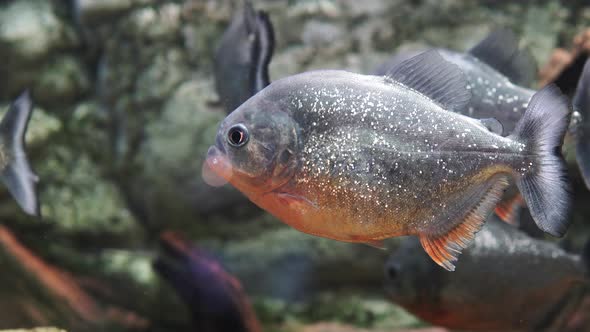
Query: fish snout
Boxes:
[{"xmin": 202, "ymin": 145, "xmax": 231, "ymax": 187}]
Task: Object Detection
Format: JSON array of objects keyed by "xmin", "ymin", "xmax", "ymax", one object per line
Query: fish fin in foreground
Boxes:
[
  {"xmin": 385, "ymin": 50, "xmax": 471, "ymax": 112},
  {"xmin": 494, "ymin": 192, "xmax": 524, "ymax": 226},
  {"xmin": 420, "ymin": 175, "xmax": 510, "ymax": 271},
  {"xmin": 0, "ymin": 91, "xmax": 39, "ymax": 216},
  {"xmin": 468, "ymin": 28, "xmax": 537, "ymax": 87},
  {"xmin": 573, "ymin": 58, "xmax": 590, "ymax": 190},
  {"xmin": 510, "ymin": 84, "xmax": 572, "ymax": 237}
]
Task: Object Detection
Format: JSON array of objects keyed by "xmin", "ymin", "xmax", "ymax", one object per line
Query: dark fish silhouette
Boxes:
[
  {"xmin": 205, "ymin": 51, "xmax": 572, "ymax": 271},
  {"xmin": 214, "ymin": 1, "xmax": 274, "ymax": 114},
  {"xmin": 573, "ymin": 59, "xmax": 590, "ymax": 189},
  {"xmin": 154, "ymin": 232, "xmax": 261, "ymax": 332},
  {"xmin": 0, "ymin": 92, "xmax": 39, "ymax": 216},
  {"xmin": 385, "ymin": 216, "xmax": 590, "ymax": 331}
]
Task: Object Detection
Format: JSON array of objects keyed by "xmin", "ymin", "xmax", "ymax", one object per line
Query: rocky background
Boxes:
[{"xmin": 0, "ymin": 0, "xmax": 589, "ymax": 331}]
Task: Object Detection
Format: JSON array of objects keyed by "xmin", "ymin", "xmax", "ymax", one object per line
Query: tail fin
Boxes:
[
  {"xmin": 573, "ymin": 58, "xmax": 590, "ymax": 190},
  {"xmin": 511, "ymin": 84, "xmax": 572, "ymax": 237},
  {"xmin": 0, "ymin": 91, "xmax": 39, "ymax": 216}
]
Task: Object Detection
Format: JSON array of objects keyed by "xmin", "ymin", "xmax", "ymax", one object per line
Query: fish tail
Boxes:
[
  {"xmin": 0, "ymin": 91, "xmax": 39, "ymax": 216},
  {"xmin": 573, "ymin": 58, "xmax": 590, "ymax": 190},
  {"xmin": 510, "ymin": 84, "xmax": 572, "ymax": 237}
]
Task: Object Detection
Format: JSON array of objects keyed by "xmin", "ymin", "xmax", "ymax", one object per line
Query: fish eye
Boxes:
[{"xmin": 227, "ymin": 124, "xmax": 249, "ymax": 148}]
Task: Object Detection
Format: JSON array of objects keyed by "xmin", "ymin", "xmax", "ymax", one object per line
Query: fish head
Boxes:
[
  {"xmin": 384, "ymin": 238, "xmax": 443, "ymax": 308},
  {"xmin": 205, "ymin": 95, "xmax": 300, "ymax": 196}
]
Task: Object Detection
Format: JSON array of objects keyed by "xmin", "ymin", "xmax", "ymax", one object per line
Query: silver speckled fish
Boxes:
[
  {"xmin": 0, "ymin": 91, "xmax": 39, "ymax": 216},
  {"xmin": 205, "ymin": 50, "xmax": 571, "ymax": 271}
]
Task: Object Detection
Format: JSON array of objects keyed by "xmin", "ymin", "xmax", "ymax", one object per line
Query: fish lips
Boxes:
[{"xmin": 202, "ymin": 144, "xmax": 232, "ymax": 187}]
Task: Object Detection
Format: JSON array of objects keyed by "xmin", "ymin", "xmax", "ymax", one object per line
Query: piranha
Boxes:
[
  {"xmin": 214, "ymin": 0, "xmax": 274, "ymax": 114},
  {"xmin": 154, "ymin": 232, "xmax": 261, "ymax": 332},
  {"xmin": 205, "ymin": 50, "xmax": 572, "ymax": 271},
  {"xmin": 0, "ymin": 92, "xmax": 39, "ymax": 216},
  {"xmin": 385, "ymin": 216, "xmax": 590, "ymax": 331}
]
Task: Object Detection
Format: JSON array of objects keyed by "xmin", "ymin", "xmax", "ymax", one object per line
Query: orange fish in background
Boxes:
[
  {"xmin": 154, "ymin": 232, "xmax": 261, "ymax": 332},
  {"xmin": 204, "ymin": 51, "xmax": 572, "ymax": 271}
]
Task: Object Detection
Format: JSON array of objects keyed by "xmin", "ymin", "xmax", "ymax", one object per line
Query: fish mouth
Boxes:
[{"xmin": 202, "ymin": 145, "xmax": 232, "ymax": 187}]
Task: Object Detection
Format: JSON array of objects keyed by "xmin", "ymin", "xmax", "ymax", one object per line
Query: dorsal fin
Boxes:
[
  {"xmin": 469, "ymin": 29, "xmax": 537, "ymax": 87},
  {"xmin": 385, "ymin": 50, "xmax": 471, "ymax": 111}
]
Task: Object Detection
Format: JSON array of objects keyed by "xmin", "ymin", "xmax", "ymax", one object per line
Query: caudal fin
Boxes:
[
  {"xmin": 511, "ymin": 84, "xmax": 572, "ymax": 237},
  {"xmin": 573, "ymin": 58, "xmax": 590, "ymax": 190},
  {"xmin": 0, "ymin": 91, "xmax": 39, "ymax": 216}
]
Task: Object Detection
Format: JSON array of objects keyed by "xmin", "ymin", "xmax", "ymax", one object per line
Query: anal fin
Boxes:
[
  {"xmin": 494, "ymin": 192, "xmax": 524, "ymax": 226},
  {"xmin": 420, "ymin": 176, "xmax": 509, "ymax": 271}
]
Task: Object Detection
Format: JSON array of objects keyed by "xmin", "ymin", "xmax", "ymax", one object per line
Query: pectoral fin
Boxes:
[{"xmin": 275, "ymin": 192, "xmax": 318, "ymax": 210}]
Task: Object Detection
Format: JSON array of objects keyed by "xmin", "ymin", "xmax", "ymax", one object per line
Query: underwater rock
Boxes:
[
  {"xmin": 73, "ymin": 0, "xmax": 154, "ymax": 26},
  {"xmin": 33, "ymin": 56, "xmax": 90, "ymax": 108},
  {"xmin": 0, "ymin": 225, "xmax": 149, "ymax": 331},
  {"xmin": 0, "ymin": 0, "xmax": 78, "ymax": 98},
  {"xmin": 0, "ymin": 1, "xmax": 77, "ymax": 63}
]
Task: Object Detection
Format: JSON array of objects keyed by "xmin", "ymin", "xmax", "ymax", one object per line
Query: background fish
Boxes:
[
  {"xmin": 385, "ymin": 216, "xmax": 590, "ymax": 331},
  {"xmin": 206, "ymin": 51, "xmax": 572, "ymax": 271},
  {"xmin": 0, "ymin": 91, "xmax": 39, "ymax": 216},
  {"xmin": 214, "ymin": 0, "xmax": 274, "ymax": 114},
  {"xmin": 378, "ymin": 30, "xmax": 590, "ymax": 194},
  {"xmin": 154, "ymin": 232, "xmax": 261, "ymax": 332},
  {"xmin": 573, "ymin": 59, "xmax": 590, "ymax": 189}
]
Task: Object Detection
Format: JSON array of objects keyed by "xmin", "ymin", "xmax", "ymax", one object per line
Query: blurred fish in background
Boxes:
[
  {"xmin": 0, "ymin": 92, "xmax": 39, "ymax": 217},
  {"xmin": 214, "ymin": 0, "xmax": 274, "ymax": 115},
  {"xmin": 154, "ymin": 231, "xmax": 261, "ymax": 332},
  {"xmin": 385, "ymin": 216, "xmax": 590, "ymax": 331}
]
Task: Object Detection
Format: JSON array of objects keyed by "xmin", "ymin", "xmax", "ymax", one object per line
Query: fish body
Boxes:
[
  {"xmin": 0, "ymin": 92, "xmax": 39, "ymax": 216},
  {"xmin": 385, "ymin": 217, "xmax": 590, "ymax": 331},
  {"xmin": 206, "ymin": 51, "xmax": 571, "ymax": 270}
]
